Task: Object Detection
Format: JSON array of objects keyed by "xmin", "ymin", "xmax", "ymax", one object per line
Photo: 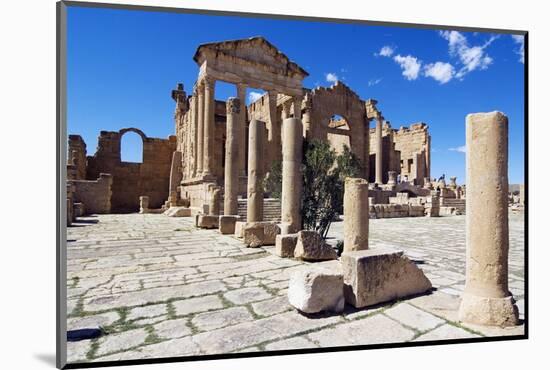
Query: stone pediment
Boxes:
[{"xmin": 193, "ymin": 37, "xmax": 308, "ymax": 79}]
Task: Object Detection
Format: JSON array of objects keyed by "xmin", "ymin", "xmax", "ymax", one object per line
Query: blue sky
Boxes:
[{"xmin": 67, "ymin": 6, "xmax": 525, "ymax": 184}]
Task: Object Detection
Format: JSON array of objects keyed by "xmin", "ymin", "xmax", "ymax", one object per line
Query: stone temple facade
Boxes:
[
  {"xmin": 173, "ymin": 37, "xmax": 431, "ymax": 211},
  {"xmin": 66, "ymin": 36, "xmax": 437, "ymax": 219}
]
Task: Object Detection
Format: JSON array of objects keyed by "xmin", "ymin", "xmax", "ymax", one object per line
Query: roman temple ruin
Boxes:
[{"xmin": 66, "ymin": 37, "xmax": 524, "ymax": 363}]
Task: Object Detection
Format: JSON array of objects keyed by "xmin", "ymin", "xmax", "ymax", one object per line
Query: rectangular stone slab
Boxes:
[
  {"xmin": 341, "ymin": 247, "xmax": 432, "ymax": 308},
  {"xmin": 196, "ymin": 214, "xmax": 219, "ymax": 229},
  {"xmin": 219, "ymin": 215, "xmax": 240, "ymax": 234},
  {"xmin": 275, "ymin": 234, "xmax": 298, "ymax": 258}
]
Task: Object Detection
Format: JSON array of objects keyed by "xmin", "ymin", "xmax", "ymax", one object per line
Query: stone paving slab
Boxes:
[{"xmin": 66, "ymin": 213, "xmax": 525, "ymax": 363}]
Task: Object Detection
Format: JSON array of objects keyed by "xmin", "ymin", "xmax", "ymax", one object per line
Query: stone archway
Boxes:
[{"xmin": 304, "ymin": 81, "xmax": 370, "ymax": 177}]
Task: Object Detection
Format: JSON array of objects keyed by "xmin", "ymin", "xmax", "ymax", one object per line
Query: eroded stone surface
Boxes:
[
  {"xmin": 288, "ymin": 267, "xmax": 344, "ymax": 314},
  {"xmin": 294, "ymin": 230, "xmax": 338, "ymax": 261},
  {"xmin": 66, "ymin": 213, "xmax": 524, "ymax": 363}
]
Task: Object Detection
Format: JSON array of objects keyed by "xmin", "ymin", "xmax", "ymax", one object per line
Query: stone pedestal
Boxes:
[
  {"xmin": 219, "ymin": 215, "xmax": 240, "ymax": 234},
  {"xmin": 343, "ymin": 178, "xmax": 369, "ymax": 253},
  {"xmin": 247, "ymin": 120, "xmax": 265, "ymax": 223},
  {"xmin": 196, "ymin": 214, "xmax": 219, "ymax": 229},
  {"xmin": 224, "ymin": 97, "xmax": 240, "ymax": 216},
  {"xmin": 281, "ymin": 118, "xmax": 303, "ymax": 233},
  {"xmin": 459, "ymin": 112, "xmax": 519, "ymax": 327}
]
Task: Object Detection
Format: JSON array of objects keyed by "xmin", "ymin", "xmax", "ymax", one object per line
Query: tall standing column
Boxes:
[
  {"xmin": 224, "ymin": 97, "xmax": 240, "ymax": 215},
  {"xmin": 247, "ymin": 119, "xmax": 265, "ymax": 222},
  {"xmin": 281, "ymin": 118, "xmax": 303, "ymax": 233},
  {"xmin": 343, "ymin": 178, "xmax": 369, "ymax": 252},
  {"xmin": 237, "ymin": 83, "xmax": 247, "ymax": 178},
  {"xmin": 203, "ymin": 76, "xmax": 215, "ymax": 177},
  {"xmin": 375, "ymin": 116, "xmax": 384, "ymax": 185},
  {"xmin": 196, "ymin": 81, "xmax": 205, "ymax": 176},
  {"xmin": 293, "ymin": 95, "xmax": 303, "ymax": 120},
  {"xmin": 191, "ymin": 91, "xmax": 199, "ymax": 177},
  {"xmin": 459, "ymin": 111, "xmax": 518, "ymax": 327},
  {"xmin": 267, "ymin": 91, "xmax": 280, "ymax": 164}
]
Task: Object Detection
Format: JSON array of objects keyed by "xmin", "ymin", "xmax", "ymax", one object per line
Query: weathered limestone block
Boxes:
[
  {"xmin": 219, "ymin": 215, "xmax": 240, "ymax": 234},
  {"xmin": 275, "ymin": 233, "xmax": 298, "ymax": 258},
  {"xmin": 459, "ymin": 112, "xmax": 519, "ymax": 327},
  {"xmin": 409, "ymin": 205, "xmax": 425, "ymax": 217},
  {"xmin": 294, "ymin": 231, "xmax": 338, "ymax": 261},
  {"xmin": 196, "ymin": 214, "xmax": 219, "ymax": 229},
  {"xmin": 164, "ymin": 207, "xmax": 192, "ymax": 217},
  {"xmin": 341, "ymin": 247, "xmax": 432, "ymax": 308},
  {"xmin": 139, "ymin": 196, "xmax": 149, "ymax": 214},
  {"xmin": 234, "ymin": 221, "xmax": 246, "ymax": 238},
  {"xmin": 343, "ymin": 178, "xmax": 369, "ymax": 253},
  {"xmin": 288, "ymin": 267, "xmax": 345, "ymax": 314},
  {"xmin": 242, "ymin": 222, "xmax": 281, "ymax": 247}
]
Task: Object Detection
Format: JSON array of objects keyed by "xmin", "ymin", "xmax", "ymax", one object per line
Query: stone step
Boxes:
[{"xmin": 237, "ymin": 198, "xmax": 282, "ymax": 222}]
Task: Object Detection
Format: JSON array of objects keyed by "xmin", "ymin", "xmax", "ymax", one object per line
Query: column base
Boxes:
[{"xmin": 458, "ymin": 292, "xmax": 519, "ymax": 327}]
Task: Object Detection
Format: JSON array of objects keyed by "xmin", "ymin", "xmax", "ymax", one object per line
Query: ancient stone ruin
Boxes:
[{"xmin": 66, "ymin": 37, "xmax": 522, "ymax": 331}]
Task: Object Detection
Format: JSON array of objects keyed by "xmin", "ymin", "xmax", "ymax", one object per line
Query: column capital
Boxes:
[
  {"xmin": 203, "ymin": 75, "xmax": 216, "ymax": 89},
  {"xmin": 226, "ymin": 97, "xmax": 241, "ymax": 115}
]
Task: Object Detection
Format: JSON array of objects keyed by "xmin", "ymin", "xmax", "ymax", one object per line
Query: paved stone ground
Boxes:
[{"xmin": 66, "ymin": 213, "xmax": 525, "ymax": 364}]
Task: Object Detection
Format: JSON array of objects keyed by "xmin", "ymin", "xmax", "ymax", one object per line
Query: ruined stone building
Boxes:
[
  {"xmin": 367, "ymin": 122, "xmax": 430, "ymax": 186},
  {"xmin": 67, "ymin": 36, "xmax": 434, "ymax": 217},
  {"xmin": 174, "ymin": 37, "xmax": 431, "ymax": 210}
]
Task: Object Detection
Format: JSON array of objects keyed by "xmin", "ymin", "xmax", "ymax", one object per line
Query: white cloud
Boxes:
[
  {"xmin": 377, "ymin": 45, "xmax": 395, "ymax": 57},
  {"xmin": 424, "ymin": 62, "xmax": 455, "ymax": 84},
  {"xmin": 439, "ymin": 30, "xmax": 497, "ymax": 78},
  {"xmin": 325, "ymin": 72, "xmax": 339, "ymax": 83},
  {"xmin": 449, "ymin": 145, "xmax": 466, "ymax": 153},
  {"xmin": 248, "ymin": 91, "xmax": 263, "ymax": 103},
  {"xmin": 393, "ymin": 55, "xmax": 421, "ymax": 80},
  {"xmin": 512, "ymin": 35, "xmax": 525, "ymax": 63},
  {"xmin": 368, "ymin": 78, "xmax": 382, "ymax": 86}
]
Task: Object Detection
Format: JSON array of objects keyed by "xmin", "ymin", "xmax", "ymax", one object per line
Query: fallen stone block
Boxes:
[
  {"xmin": 219, "ymin": 215, "xmax": 240, "ymax": 234},
  {"xmin": 164, "ymin": 206, "xmax": 192, "ymax": 217},
  {"xmin": 242, "ymin": 222, "xmax": 280, "ymax": 247},
  {"xmin": 294, "ymin": 230, "xmax": 338, "ymax": 261},
  {"xmin": 275, "ymin": 233, "xmax": 298, "ymax": 258},
  {"xmin": 196, "ymin": 214, "xmax": 219, "ymax": 229},
  {"xmin": 288, "ymin": 267, "xmax": 344, "ymax": 314},
  {"xmin": 234, "ymin": 221, "xmax": 246, "ymax": 238},
  {"xmin": 342, "ymin": 246, "xmax": 432, "ymax": 308}
]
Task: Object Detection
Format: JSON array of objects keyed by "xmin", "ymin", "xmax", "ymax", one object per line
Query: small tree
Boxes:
[
  {"xmin": 264, "ymin": 140, "xmax": 362, "ymax": 238},
  {"xmin": 263, "ymin": 160, "xmax": 282, "ymax": 199}
]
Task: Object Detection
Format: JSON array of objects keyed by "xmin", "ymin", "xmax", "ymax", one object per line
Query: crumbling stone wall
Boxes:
[
  {"xmin": 370, "ymin": 122, "xmax": 430, "ymax": 185},
  {"xmin": 68, "ymin": 135, "xmax": 87, "ymax": 180},
  {"xmin": 69, "ymin": 173, "xmax": 113, "ymax": 214},
  {"xmin": 86, "ymin": 128, "xmax": 177, "ymax": 212},
  {"xmin": 305, "ymin": 82, "xmax": 370, "ymax": 178}
]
